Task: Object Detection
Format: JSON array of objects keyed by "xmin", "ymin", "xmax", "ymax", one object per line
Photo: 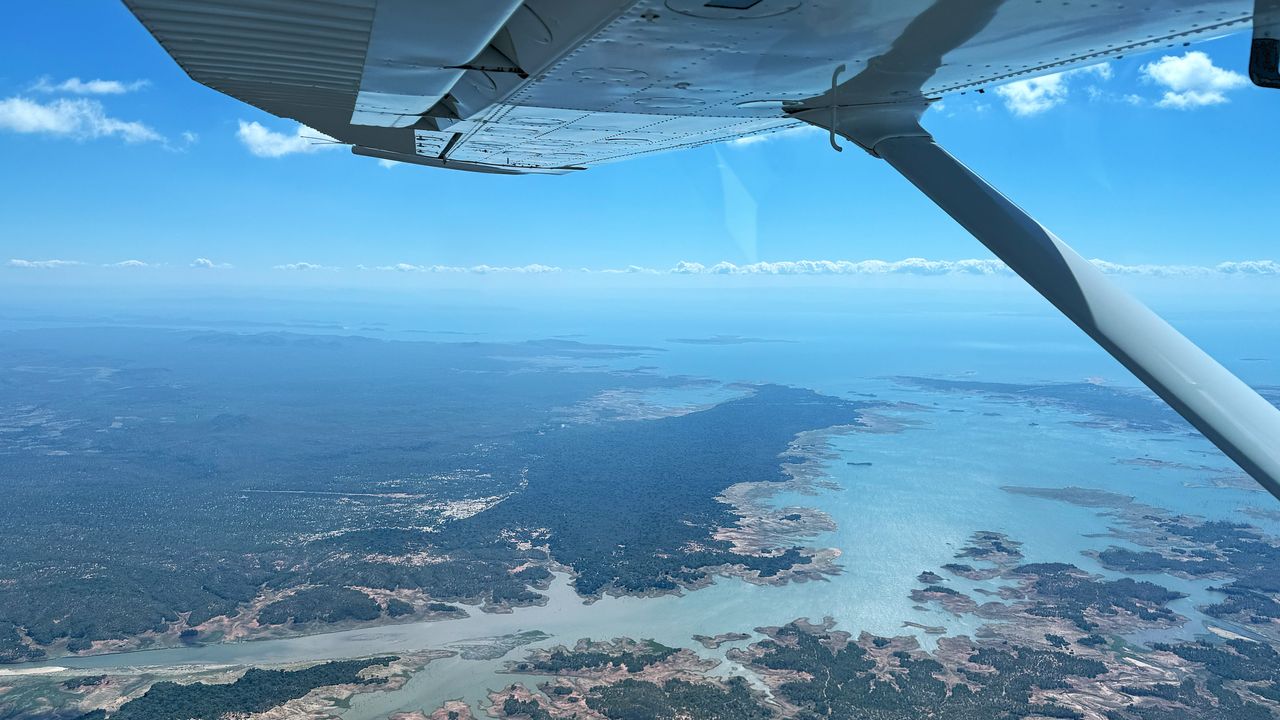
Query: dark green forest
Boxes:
[
  {"xmin": 75, "ymin": 657, "xmax": 396, "ymax": 720},
  {"xmin": 0, "ymin": 329, "xmax": 861, "ymax": 662}
]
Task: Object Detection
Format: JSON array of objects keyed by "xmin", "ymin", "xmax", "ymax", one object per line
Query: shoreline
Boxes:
[{"xmin": 4, "ymin": 388, "xmax": 866, "ymax": 671}]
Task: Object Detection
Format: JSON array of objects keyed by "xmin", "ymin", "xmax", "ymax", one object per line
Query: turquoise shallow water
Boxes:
[
  {"xmin": 7, "ymin": 295, "xmax": 1279, "ymax": 716},
  {"xmin": 24, "ymin": 375, "xmax": 1277, "ymax": 715}
]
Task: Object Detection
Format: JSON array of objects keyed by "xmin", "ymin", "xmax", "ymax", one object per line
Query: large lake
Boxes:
[{"xmin": 8, "ymin": 290, "xmax": 1279, "ymax": 716}]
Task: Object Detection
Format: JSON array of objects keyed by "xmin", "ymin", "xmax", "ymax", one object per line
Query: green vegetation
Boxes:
[
  {"xmin": 2, "ymin": 329, "xmax": 860, "ymax": 661},
  {"xmin": 1094, "ymin": 518, "xmax": 1280, "ymax": 623},
  {"xmin": 0, "ymin": 331, "xmax": 574, "ymax": 659},
  {"xmin": 74, "ymin": 657, "xmax": 395, "ymax": 720},
  {"xmin": 1108, "ymin": 640, "xmax": 1278, "ymax": 719},
  {"xmin": 519, "ymin": 641, "xmax": 678, "ymax": 674},
  {"xmin": 751, "ymin": 622, "xmax": 1103, "ymax": 720},
  {"xmin": 586, "ymin": 677, "xmax": 771, "ymax": 720},
  {"xmin": 1156, "ymin": 639, "xmax": 1280, "ymax": 683},
  {"xmin": 0, "ymin": 622, "xmax": 44, "ymax": 663},
  {"xmin": 470, "ymin": 383, "xmax": 861, "ymax": 596},
  {"xmin": 897, "ymin": 377, "xmax": 1184, "ymax": 432},
  {"xmin": 501, "ymin": 696, "xmax": 553, "ymax": 720},
  {"xmin": 258, "ymin": 587, "xmax": 381, "ymax": 626},
  {"xmin": 957, "ymin": 531, "xmax": 1022, "ymax": 560},
  {"xmin": 497, "ymin": 618, "xmax": 1280, "ymax": 720},
  {"xmin": 1012, "ymin": 563, "xmax": 1185, "ymax": 631},
  {"xmin": 61, "ymin": 675, "xmax": 107, "ymax": 690},
  {"xmin": 385, "ymin": 598, "xmax": 414, "ymax": 617},
  {"xmin": 927, "ymin": 538, "xmax": 1188, "ymax": 634},
  {"xmin": 488, "ymin": 516, "xmax": 1280, "ymax": 720}
]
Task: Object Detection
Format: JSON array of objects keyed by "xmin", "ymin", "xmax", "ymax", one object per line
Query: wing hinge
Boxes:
[{"xmin": 1252, "ymin": 0, "xmax": 1280, "ymax": 88}]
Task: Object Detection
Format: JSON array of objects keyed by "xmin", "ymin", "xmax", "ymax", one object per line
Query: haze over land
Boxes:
[
  {"xmin": 0, "ymin": 285, "xmax": 1278, "ymax": 719},
  {"xmin": 5, "ymin": 3, "xmax": 1280, "ymax": 715}
]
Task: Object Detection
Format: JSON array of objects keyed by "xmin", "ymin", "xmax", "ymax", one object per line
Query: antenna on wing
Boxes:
[
  {"xmin": 829, "ymin": 65, "xmax": 846, "ymax": 152},
  {"xmin": 301, "ymin": 135, "xmax": 346, "ymax": 146}
]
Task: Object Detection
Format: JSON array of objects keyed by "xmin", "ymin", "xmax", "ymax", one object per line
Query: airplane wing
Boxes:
[
  {"xmin": 124, "ymin": 0, "xmax": 1252, "ymax": 173},
  {"xmin": 125, "ymin": 0, "xmax": 1280, "ymax": 501}
]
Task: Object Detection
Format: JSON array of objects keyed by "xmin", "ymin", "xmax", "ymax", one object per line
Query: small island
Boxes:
[
  {"xmin": 438, "ymin": 512, "xmax": 1280, "ymax": 720},
  {"xmin": 692, "ymin": 632, "xmax": 752, "ymax": 649}
]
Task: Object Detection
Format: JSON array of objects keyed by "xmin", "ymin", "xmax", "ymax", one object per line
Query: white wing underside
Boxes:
[
  {"xmin": 125, "ymin": 0, "xmax": 1253, "ymax": 173},
  {"xmin": 124, "ymin": 0, "xmax": 1280, "ymax": 495}
]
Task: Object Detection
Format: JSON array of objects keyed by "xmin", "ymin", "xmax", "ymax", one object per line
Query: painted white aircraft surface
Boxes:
[{"xmin": 124, "ymin": 0, "xmax": 1280, "ymax": 499}]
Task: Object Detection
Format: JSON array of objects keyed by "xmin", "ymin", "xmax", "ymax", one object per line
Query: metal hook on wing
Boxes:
[{"xmin": 829, "ymin": 64, "xmax": 845, "ymax": 152}]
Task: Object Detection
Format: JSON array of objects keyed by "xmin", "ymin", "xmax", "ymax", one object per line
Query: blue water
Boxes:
[{"xmin": 5, "ymin": 286, "xmax": 1279, "ymax": 716}]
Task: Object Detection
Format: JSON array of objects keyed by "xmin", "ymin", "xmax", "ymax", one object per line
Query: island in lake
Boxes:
[
  {"xmin": 6, "ymin": 327, "xmax": 1280, "ymax": 720},
  {"xmin": 455, "ymin": 517, "xmax": 1280, "ymax": 720}
]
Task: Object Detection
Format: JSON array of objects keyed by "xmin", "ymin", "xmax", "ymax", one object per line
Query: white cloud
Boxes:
[
  {"xmin": 1084, "ymin": 64, "xmax": 1114, "ymax": 82},
  {"xmin": 377, "ymin": 158, "xmax": 400, "ymax": 169},
  {"xmin": 274, "ymin": 262, "xmax": 337, "ymax": 271},
  {"xmin": 1141, "ymin": 51, "xmax": 1248, "ymax": 109},
  {"xmin": 375, "ymin": 263, "xmax": 562, "ymax": 274},
  {"xmin": 1087, "ymin": 259, "xmax": 1210, "ymax": 277},
  {"xmin": 1085, "ymin": 259, "xmax": 1279, "ymax": 277},
  {"xmin": 470, "ymin": 263, "xmax": 560, "ymax": 274},
  {"xmin": 728, "ymin": 123, "xmax": 823, "ymax": 147},
  {"xmin": 995, "ymin": 63, "xmax": 1111, "ymax": 117},
  {"xmin": 236, "ymin": 121, "xmax": 340, "ymax": 157},
  {"xmin": 4, "ymin": 256, "xmax": 1276, "ymax": 278},
  {"xmin": 996, "ymin": 75, "xmax": 1068, "ymax": 116},
  {"xmin": 0, "ymin": 97, "xmax": 162, "ymax": 143},
  {"xmin": 190, "ymin": 257, "xmax": 232, "ymax": 269},
  {"xmin": 601, "ymin": 258, "xmax": 1280, "ymax": 278},
  {"xmin": 1216, "ymin": 260, "xmax": 1280, "ymax": 275},
  {"xmin": 32, "ymin": 77, "xmax": 149, "ymax": 95},
  {"xmin": 600, "ymin": 265, "xmax": 662, "ymax": 275},
  {"xmin": 6, "ymin": 258, "xmax": 82, "ymax": 269},
  {"xmin": 666, "ymin": 259, "xmax": 1010, "ymax": 276}
]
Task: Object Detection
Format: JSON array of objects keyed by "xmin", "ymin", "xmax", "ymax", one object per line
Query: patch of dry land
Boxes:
[
  {"xmin": 0, "ymin": 653, "xmax": 444, "ymax": 720},
  {"xmin": 708, "ymin": 425, "xmax": 863, "ymax": 589},
  {"xmin": 691, "ymin": 632, "xmax": 751, "ymax": 649},
  {"xmin": 448, "ymin": 516, "xmax": 1280, "ymax": 720},
  {"xmin": 1005, "ymin": 485, "xmax": 1280, "ymax": 643}
]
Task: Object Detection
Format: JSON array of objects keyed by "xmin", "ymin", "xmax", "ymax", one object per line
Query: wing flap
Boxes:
[{"xmin": 127, "ymin": 0, "xmax": 1255, "ymax": 172}]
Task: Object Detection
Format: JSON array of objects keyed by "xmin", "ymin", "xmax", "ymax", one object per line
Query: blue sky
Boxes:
[{"xmin": 2, "ymin": 2, "xmax": 1279, "ymax": 287}]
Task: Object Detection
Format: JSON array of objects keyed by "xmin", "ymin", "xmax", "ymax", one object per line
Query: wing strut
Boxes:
[{"xmin": 796, "ymin": 106, "xmax": 1280, "ymax": 501}]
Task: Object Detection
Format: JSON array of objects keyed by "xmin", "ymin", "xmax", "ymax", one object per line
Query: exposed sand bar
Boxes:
[{"xmin": 0, "ymin": 666, "xmax": 67, "ymax": 676}]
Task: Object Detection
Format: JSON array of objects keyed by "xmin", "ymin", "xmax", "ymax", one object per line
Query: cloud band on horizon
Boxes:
[{"xmin": 7, "ymin": 258, "xmax": 1280, "ymax": 277}]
